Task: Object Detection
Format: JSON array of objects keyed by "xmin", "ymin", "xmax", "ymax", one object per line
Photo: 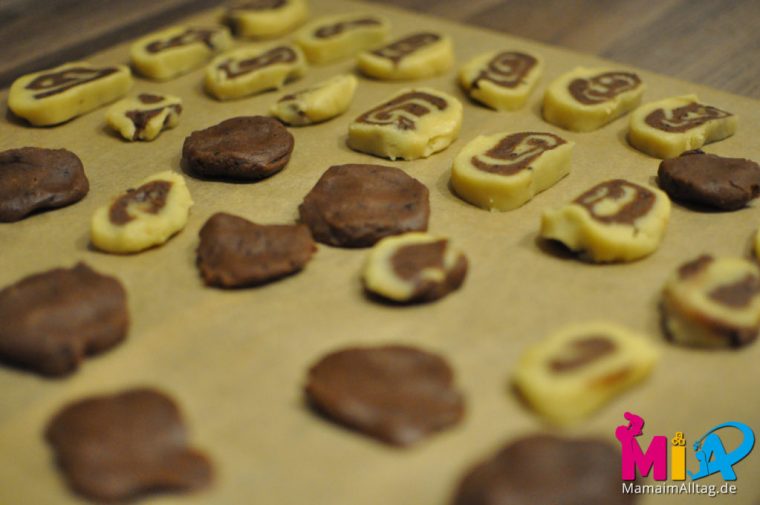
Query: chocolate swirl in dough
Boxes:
[
  {"xmin": 314, "ymin": 17, "xmax": 381, "ymax": 39},
  {"xmin": 217, "ymin": 46, "xmax": 297, "ymax": 79},
  {"xmin": 471, "ymin": 132, "xmax": 565, "ymax": 175},
  {"xmin": 644, "ymin": 102, "xmax": 732, "ymax": 133},
  {"xmin": 709, "ymin": 275, "xmax": 760, "ymax": 308},
  {"xmin": 26, "ymin": 67, "xmax": 118, "ymax": 99},
  {"xmin": 145, "ymin": 28, "xmax": 218, "ymax": 53},
  {"xmin": 548, "ymin": 336, "xmax": 617, "ymax": 373},
  {"xmin": 109, "ymin": 180, "xmax": 172, "ymax": 225},
  {"xmin": 472, "ymin": 51, "xmax": 537, "ymax": 89},
  {"xmin": 371, "ymin": 33, "xmax": 440, "ymax": 64},
  {"xmin": 356, "ymin": 91, "xmax": 447, "ymax": 130},
  {"xmin": 574, "ymin": 179, "xmax": 656, "ymax": 224},
  {"xmin": 568, "ymin": 71, "xmax": 641, "ymax": 105}
]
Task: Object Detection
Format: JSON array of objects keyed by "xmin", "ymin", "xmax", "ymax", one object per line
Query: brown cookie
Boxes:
[
  {"xmin": 46, "ymin": 388, "xmax": 213, "ymax": 503},
  {"xmin": 197, "ymin": 212, "xmax": 316, "ymax": 288},
  {"xmin": 305, "ymin": 345, "xmax": 464, "ymax": 446},
  {"xmin": 658, "ymin": 149, "xmax": 760, "ymax": 210},
  {"xmin": 0, "ymin": 263, "xmax": 128, "ymax": 376},
  {"xmin": 0, "ymin": 147, "xmax": 88, "ymax": 222},
  {"xmin": 299, "ymin": 164, "xmax": 430, "ymax": 247},
  {"xmin": 182, "ymin": 116, "xmax": 293, "ymax": 180},
  {"xmin": 451, "ymin": 434, "xmax": 632, "ymax": 505}
]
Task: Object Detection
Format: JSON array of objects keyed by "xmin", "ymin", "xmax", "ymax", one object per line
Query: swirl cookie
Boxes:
[
  {"xmin": 205, "ymin": 44, "xmax": 306, "ymax": 100},
  {"xmin": 451, "ymin": 131, "xmax": 573, "ymax": 211},
  {"xmin": 662, "ymin": 255, "xmax": 760, "ymax": 348},
  {"xmin": 541, "ymin": 179, "xmax": 670, "ymax": 262},
  {"xmin": 296, "ymin": 14, "xmax": 390, "ymax": 64},
  {"xmin": 8, "ymin": 62, "xmax": 132, "ymax": 126},
  {"xmin": 130, "ymin": 26, "xmax": 232, "ymax": 81},
  {"xmin": 629, "ymin": 94, "xmax": 736, "ymax": 159},
  {"xmin": 362, "ymin": 232, "xmax": 468, "ymax": 303},
  {"xmin": 512, "ymin": 321, "xmax": 660, "ymax": 424},
  {"xmin": 348, "ymin": 87, "xmax": 462, "ymax": 160},
  {"xmin": 357, "ymin": 32, "xmax": 453, "ymax": 80},
  {"xmin": 543, "ymin": 67, "xmax": 644, "ymax": 132},
  {"xmin": 224, "ymin": 0, "xmax": 308, "ymax": 39},
  {"xmin": 271, "ymin": 74, "xmax": 357, "ymax": 126},
  {"xmin": 90, "ymin": 171, "xmax": 193, "ymax": 254},
  {"xmin": 459, "ymin": 50, "xmax": 543, "ymax": 111},
  {"xmin": 107, "ymin": 93, "xmax": 182, "ymax": 141}
]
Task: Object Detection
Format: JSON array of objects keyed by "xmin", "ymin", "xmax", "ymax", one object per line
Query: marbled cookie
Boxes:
[
  {"xmin": 540, "ymin": 179, "xmax": 670, "ymax": 262},
  {"xmin": 513, "ymin": 321, "xmax": 659, "ymax": 424},
  {"xmin": 224, "ymin": 0, "xmax": 308, "ymax": 39},
  {"xmin": 91, "ymin": 171, "xmax": 192, "ymax": 254},
  {"xmin": 629, "ymin": 94, "xmax": 736, "ymax": 159},
  {"xmin": 459, "ymin": 50, "xmax": 542, "ymax": 111},
  {"xmin": 451, "ymin": 131, "xmax": 573, "ymax": 211},
  {"xmin": 662, "ymin": 255, "xmax": 760, "ymax": 348},
  {"xmin": 271, "ymin": 74, "xmax": 357, "ymax": 125},
  {"xmin": 348, "ymin": 87, "xmax": 462, "ymax": 160},
  {"xmin": 296, "ymin": 14, "xmax": 390, "ymax": 64},
  {"xmin": 107, "ymin": 93, "xmax": 182, "ymax": 141},
  {"xmin": 205, "ymin": 43, "xmax": 306, "ymax": 100},
  {"xmin": 8, "ymin": 62, "xmax": 132, "ymax": 126},
  {"xmin": 543, "ymin": 67, "xmax": 644, "ymax": 132},
  {"xmin": 357, "ymin": 32, "xmax": 453, "ymax": 80},
  {"xmin": 130, "ymin": 25, "xmax": 232, "ymax": 81}
]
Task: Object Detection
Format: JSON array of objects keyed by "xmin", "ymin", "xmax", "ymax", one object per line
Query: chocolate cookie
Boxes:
[
  {"xmin": 0, "ymin": 263, "xmax": 128, "ymax": 376},
  {"xmin": 658, "ymin": 150, "xmax": 760, "ymax": 210},
  {"xmin": 451, "ymin": 435, "xmax": 632, "ymax": 505},
  {"xmin": 305, "ymin": 345, "xmax": 464, "ymax": 446},
  {"xmin": 0, "ymin": 147, "xmax": 88, "ymax": 222},
  {"xmin": 299, "ymin": 164, "xmax": 430, "ymax": 247},
  {"xmin": 46, "ymin": 388, "xmax": 213, "ymax": 503},
  {"xmin": 197, "ymin": 212, "xmax": 316, "ymax": 288},
  {"xmin": 182, "ymin": 116, "xmax": 294, "ymax": 180}
]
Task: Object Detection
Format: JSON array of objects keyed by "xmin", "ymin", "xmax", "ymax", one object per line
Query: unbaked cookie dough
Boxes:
[
  {"xmin": 540, "ymin": 179, "xmax": 670, "ymax": 263},
  {"xmin": 205, "ymin": 43, "xmax": 306, "ymax": 100},
  {"xmin": 224, "ymin": 0, "xmax": 308, "ymax": 39},
  {"xmin": 451, "ymin": 131, "xmax": 573, "ymax": 211},
  {"xmin": 271, "ymin": 74, "xmax": 357, "ymax": 125},
  {"xmin": 628, "ymin": 94, "xmax": 736, "ymax": 159},
  {"xmin": 107, "ymin": 93, "xmax": 182, "ymax": 141},
  {"xmin": 512, "ymin": 321, "xmax": 660, "ymax": 425},
  {"xmin": 348, "ymin": 87, "xmax": 462, "ymax": 160},
  {"xmin": 91, "ymin": 171, "xmax": 193, "ymax": 254},
  {"xmin": 362, "ymin": 232, "xmax": 468, "ymax": 303},
  {"xmin": 662, "ymin": 255, "xmax": 760, "ymax": 348},
  {"xmin": 357, "ymin": 32, "xmax": 453, "ymax": 80},
  {"xmin": 296, "ymin": 14, "xmax": 390, "ymax": 64},
  {"xmin": 459, "ymin": 50, "xmax": 543, "ymax": 111},
  {"xmin": 8, "ymin": 62, "xmax": 133, "ymax": 126},
  {"xmin": 130, "ymin": 26, "xmax": 232, "ymax": 81},
  {"xmin": 543, "ymin": 67, "xmax": 644, "ymax": 132}
]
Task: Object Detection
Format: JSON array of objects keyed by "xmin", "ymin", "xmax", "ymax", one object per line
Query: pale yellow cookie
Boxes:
[
  {"xmin": 357, "ymin": 32, "xmax": 453, "ymax": 80},
  {"xmin": 628, "ymin": 94, "xmax": 737, "ymax": 159},
  {"xmin": 106, "ymin": 93, "xmax": 182, "ymax": 141},
  {"xmin": 91, "ymin": 171, "xmax": 193, "ymax": 254},
  {"xmin": 8, "ymin": 62, "xmax": 133, "ymax": 126},
  {"xmin": 513, "ymin": 321, "xmax": 660, "ymax": 425},
  {"xmin": 296, "ymin": 14, "xmax": 390, "ymax": 64},
  {"xmin": 205, "ymin": 44, "xmax": 307, "ymax": 100},
  {"xmin": 271, "ymin": 74, "xmax": 357, "ymax": 126},
  {"xmin": 543, "ymin": 67, "xmax": 644, "ymax": 132},
  {"xmin": 662, "ymin": 255, "xmax": 760, "ymax": 348},
  {"xmin": 459, "ymin": 50, "xmax": 543, "ymax": 111},
  {"xmin": 348, "ymin": 87, "xmax": 462, "ymax": 160},
  {"xmin": 225, "ymin": 0, "xmax": 308, "ymax": 39},
  {"xmin": 755, "ymin": 228, "xmax": 760, "ymax": 260},
  {"xmin": 130, "ymin": 25, "xmax": 232, "ymax": 81},
  {"xmin": 540, "ymin": 179, "xmax": 670, "ymax": 262},
  {"xmin": 451, "ymin": 131, "xmax": 573, "ymax": 211}
]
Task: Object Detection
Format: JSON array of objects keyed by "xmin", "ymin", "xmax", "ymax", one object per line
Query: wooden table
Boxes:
[{"xmin": 2, "ymin": 0, "xmax": 759, "ymax": 98}]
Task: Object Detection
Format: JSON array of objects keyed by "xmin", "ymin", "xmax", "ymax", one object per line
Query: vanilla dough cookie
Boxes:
[
  {"xmin": 662, "ymin": 255, "xmax": 760, "ymax": 348},
  {"xmin": 205, "ymin": 43, "xmax": 306, "ymax": 100},
  {"xmin": 296, "ymin": 14, "xmax": 390, "ymax": 64},
  {"xmin": 130, "ymin": 26, "xmax": 232, "ymax": 81},
  {"xmin": 91, "ymin": 171, "xmax": 193, "ymax": 254},
  {"xmin": 107, "ymin": 93, "xmax": 182, "ymax": 141},
  {"xmin": 224, "ymin": 0, "xmax": 308, "ymax": 39},
  {"xmin": 459, "ymin": 50, "xmax": 542, "ymax": 111},
  {"xmin": 348, "ymin": 87, "xmax": 462, "ymax": 160},
  {"xmin": 629, "ymin": 94, "xmax": 736, "ymax": 159},
  {"xmin": 357, "ymin": 32, "xmax": 453, "ymax": 80},
  {"xmin": 451, "ymin": 131, "xmax": 573, "ymax": 211},
  {"xmin": 271, "ymin": 74, "xmax": 357, "ymax": 126},
  {"xmin": 8, "ymin": 62, "xmax": 133, "ymax": 126}
]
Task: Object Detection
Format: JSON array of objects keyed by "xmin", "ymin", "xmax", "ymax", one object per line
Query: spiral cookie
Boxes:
[
  {"xmin": 296, "ymin": 14, "xmax": 390, "ymax": 64},
  {"xmin": 357, "ymin": 32, "xmax": 453, "ymax": 80},
  {"xmin": 271, "ymin": 74, "xmax": 357, "ymax": 126},
  {"xmin": 224, "ymin": 0, "xmax": 309, "ymax": 39},
  {"xmin": 459, "ymin": 50, "xmax": 543, "ymax": 111},
  {"xmin": 107, "ymin": 93, "xmax": 182, "ymax": 141}
]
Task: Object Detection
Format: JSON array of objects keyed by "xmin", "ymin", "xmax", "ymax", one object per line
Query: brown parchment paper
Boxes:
[{"xmin": 1, "ymin": 2, "xmax": 759, "ymax": 504}]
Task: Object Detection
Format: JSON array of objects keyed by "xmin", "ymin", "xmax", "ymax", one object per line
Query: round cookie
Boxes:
[
  {"xmin": 298, "ymin": 163, "xmax": 429, "ymax": 247},
  {"xmin": 271, "ymin": 74, "xmax": 357, "ymax": 126},
  {"xmin": 224, "ymin": 0, "xmax": 309, "ymax": 39},
  {"xmin": 182, "ymin": 116, "xmax": 294, "ymax": 180},
  {"xmin": 295, "ymin": 13, "xmax": 390, "ymax": 64},
  {"xmin": 357, "ymin": 32, "xmax": 453, "ymax": 80},
  {"xmin": 107, "ymin": 93, "xmax": 183, "ymax": 141},
  {"xmin": 459, "ymin": 50, "xmax": 543, "ymax": 111}
]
